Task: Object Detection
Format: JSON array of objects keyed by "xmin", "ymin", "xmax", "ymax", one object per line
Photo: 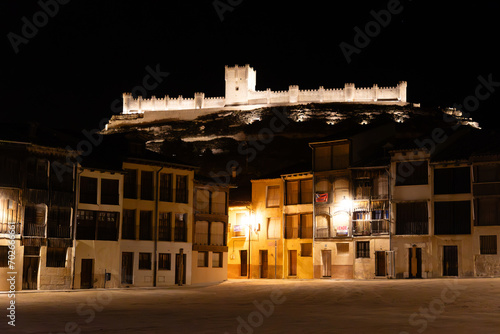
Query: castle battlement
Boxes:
[{"xmin": 121, "ymin": 64, "xmax": 408, "ymax": 114}]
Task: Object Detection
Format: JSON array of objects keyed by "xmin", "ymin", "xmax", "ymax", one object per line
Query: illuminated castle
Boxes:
[{"xmin": 121, "ymin": 64, "xmax": 407, "ymax": 115}]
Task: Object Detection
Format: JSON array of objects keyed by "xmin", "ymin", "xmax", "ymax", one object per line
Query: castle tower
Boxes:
[
  {"xmin": 225, "ymin": 64, "xmax": 256, "ymax": 105},
  {"xmin": 398, "ymin": 81, "xmax": 407, "ymax": 102}
]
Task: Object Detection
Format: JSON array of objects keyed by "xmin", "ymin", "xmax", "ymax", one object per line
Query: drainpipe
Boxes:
[
  {"xmin": 280, "ymin": 176, "xmax": 286, "ymax": 280},
  {"xmin": 71, "ymin": 166, "xmax": 83, "ymax": 289},
  {"xmin": 385, "ymin": 166, "xmax": 393, "ymax": 278},
  {"xmin": 153, "ymin": 166, "xmax": 164, "ymax": 287}
]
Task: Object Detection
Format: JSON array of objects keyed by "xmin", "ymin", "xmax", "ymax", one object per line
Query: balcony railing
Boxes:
[
  {"xmin": 371, "ymin": 220, "xmax": 390, "ymax": 235},
  {"xmin": 24, "ymin": 224, "xmax": 46, "ymax": 237},
  {"xmin": 353, "ymin": 220, "xmax": 390, "ymax": 236},
  {"xmin": 0, "ymin": 222, "xmax": 21, "ymax": 234},
  {"xmin": 315, "ymin": 228, "xmax": 330, "ymax": 238},
  {"xmin": 47, "ymin": 225, "xmax": 71, "ymax": 239}
]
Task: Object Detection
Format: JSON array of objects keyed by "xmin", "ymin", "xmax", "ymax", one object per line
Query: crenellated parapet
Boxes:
[{"xmin": 121, "ymin": 65, "xmax": 408, "ymax": 114}]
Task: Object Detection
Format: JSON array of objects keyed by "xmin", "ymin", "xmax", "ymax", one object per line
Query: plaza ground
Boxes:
[{"xmin": 1, "ymin": 278, "xmax": 499, "ymax": 334}]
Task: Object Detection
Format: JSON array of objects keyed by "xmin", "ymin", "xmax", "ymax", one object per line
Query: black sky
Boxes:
[{"xmin": 2, "ymin": 0, "xmax": 499, "ymax": 131}]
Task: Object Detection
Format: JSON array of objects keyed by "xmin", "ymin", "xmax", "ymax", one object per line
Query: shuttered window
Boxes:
[{"xmin": 434, "ymin": 201, "xmax": 471, "ymax": 235}]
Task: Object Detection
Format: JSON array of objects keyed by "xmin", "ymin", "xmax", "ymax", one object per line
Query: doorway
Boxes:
[
  {"xmin": 289, "ymin": 250, "xmax": 297, "ymax": 276},
  {"xmin": 121, "ymin": 252, "xmax": 133, "ymax": 284},
  {"xmin": 260, "ymin": 250, "xmax": 268, "ymax": 278},
  {"xmin": 81, "ymin": 259, "xmax": 93, "ymax": 289},
  {"xmin": 175, "ymin": 253, "xmax": 187, "ymax": 284},
  {"xmin": 375, "ymin": 251, "xmax": 386, "ymax": 277},
  {"xmin": 22, "ymin": 256, "xmax": 39, "ymax": 290},
  {"xmin": 240, "ymin": 250, "xmax": 248, "ymax": 277},
  {"xmin": 408, "ymin": 247, "xmax": 422, "ymax": 278},
  {"xmin": 443, "ymin": 245, "xmax": 458, "ymax": 276},
  {"xmin": 321, "ymin": 250, "xmax": 331, "ymax": 277}
]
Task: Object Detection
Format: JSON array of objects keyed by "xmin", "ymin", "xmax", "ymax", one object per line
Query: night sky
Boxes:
[{"xmin": 2, "ymin": 0, "xmax": 499, "ymax": 131}]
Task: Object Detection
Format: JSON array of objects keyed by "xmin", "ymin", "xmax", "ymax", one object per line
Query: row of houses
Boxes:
[
  {"xmin": 227, "ymin": 126, "xmax": 500, "ymax": 280},
  {"xmin": 2, "ymin": 122, "xmax": 500, "ymax": 291},
  {"xmin": 0, "ymin": 130, "xmax": 230, "ymax": 291}
]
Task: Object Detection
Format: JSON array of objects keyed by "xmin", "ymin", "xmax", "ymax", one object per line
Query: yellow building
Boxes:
[{"xmin": 120, "ymin": 158, "xmax": 195, "ymax": 287}]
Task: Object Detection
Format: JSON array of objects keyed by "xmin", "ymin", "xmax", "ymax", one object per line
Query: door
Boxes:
[
  {"xmin": 240, "ymin": 250, "xmax": 248, "ymax": 277},
  {"xmin": 375, "ymin": 251, "xmax": 386, "ymax": 277},
  {"xmin": 408, "ymin": 247, "xmax": 422, "ymax": 278},
  {"xmin": 81, "ymin": 259, "xmax": 93, "ymax": 289},
  {"xmin": 321, "ymin": 250, "xmax": 331, "ymax": 277},
  {"xmin": 289, "ymin": 250, "xmax": 297, "ymax": 276},
  {"xmin": 22, "ymin": 257, "xmax": 39, "ymax": 290},
  {"xmin": 175, "ymin": 253, "xmax": 187, "ymax": 284},
  {"xmin": 121, "ymin": 252, "xmax": 133, "ymax": 284},
  {"xmin": 443, "ymin": 245, "xmax": 458, "ymax": 276},
  {"xmin": 260, "ymin": 250, "xmax": 268, "ymax": 278}
]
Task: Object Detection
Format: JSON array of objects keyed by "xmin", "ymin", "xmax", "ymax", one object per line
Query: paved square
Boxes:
[{"xmin": 1, "ymin": 278, "xmax": 499, "ymax": 333}]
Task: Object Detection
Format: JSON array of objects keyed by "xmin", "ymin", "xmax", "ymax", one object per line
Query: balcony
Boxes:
[
  {"xmin": 0, "ymin": 222, "xmax": 21, "ymax": 234},
  {"xmin": 47, "ymin": 225, "xmax": 71, "ymax": 239},
  {"xmin": 315, "ymin": 228, "xmax": 330, "ymax": 238},
  {"xmin": 353, "ymin": 220, "xmax": 389, "ymax": 236},
  {"xmin": 24, "ymin": 224, "xmax": 46, "ymax": 237}
]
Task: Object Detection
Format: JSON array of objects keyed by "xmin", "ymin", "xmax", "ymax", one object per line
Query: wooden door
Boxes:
[
  {"xmin": 289, "ymin": 250, "xmax": 297, "ymax": 276},
  {"xmin": 81, "ymin": 259, "xmax": 93, "ymax": 289},
  {"xmin": 260, "ymin": 250, "xmax": 268, "ymax": 278},
  {"xmin": 375, "ymin": 251, "xmax": 386, "ymax": 276},
  {"xmin": 408, "ymin": 247, "xmax": 422, "ymax": 278},
  {"xmin": 321, "ymin": 250, "xmax": 331, "ymax": 277},
  {"xmin": 121, "ymin": 252, "xmax": 133, "ymax": 284},
  {"xmin": 175, "ymin": 253, "xmax": 187, "ymax": 284},
  {"xmin": 240, "ymin": 250, "xmax": 248, "ymax": 277},
  {"xmin": 443, "ymin": 246, "xmax": 458, "ymax": 276},
  {"xmin": 22, "ymin": 257, "xmax": 39, "ymax": 290}
]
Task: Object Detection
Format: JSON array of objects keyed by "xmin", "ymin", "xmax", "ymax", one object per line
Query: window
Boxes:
[
  {"xmin": 266, "ymin": 185, "xmax": 280, "ymax": 208},
  {"xmin": 210, "ymin": 222, "xmax": 225, "ymax": 246},
  {"xmin": 337, "ymin": 243, "xmax": 349, "ymax": 255},
  {"xmin": 434, "ymin": 201, "xmax": 471, "ymax": 235},
  {"xmin": 122, "ymin": 209, "xmax": 136, "ymax": 240},
  {"xmin": 286, "ymin": 179, "xmax": 313, "ymax": 205},
  {"xmin": 300, "ymin": 243, "xmax": 312, "ymax": 257},
  {"xmin": 212, "ymin": 252, "xmax": 223, "ymax": 268},
  {"xmin": 76, "ymin": 210, "xmax": 96, "ymax": 240},
  {"xmin": 396, "ymin": 202, "xmax": 428, "ymax": 235},
  {"xmin": 80, "ymin": 176, "xmax": 97, "ymax": 204},
  {"xmin": 300, "ymin": 213, "xmax": 313, "ymax": 238},
  {"xmin": 285, "ymin": 215, "xmax": 299, "ymax": 239},
  {"xmin": 474, "ymin": 164, "xmax": 500, "ymax": 183},
  {"xmin": 197, "ymin": 251, "xmax": 208, "ymax": 267},
  {"xmin": 158, "ymin": 253, "xmax": 171, "ymax": 270},
  {"xmin": 47, "ymin": 207, "xmax": 71, "ymax": 238},
  {"xmin": 195, "ymin": 189, "xmax": 210, "ymax": 213},
  {"xmin": 46, "ymin": 247, "xmax": 66, "ymax": 267},
  {"xmin": 139, "ymin": 211, "xmax": 153, "ymax": 240},
  {"xmin": 97, "ymin": 212, "xmax": 119, "ymax": 241},
  {"xmin": 194, "ymin": 221, "xmax": 209, "ymax": 245},
  {"xmin": 475, "ymin": 198, "xmax": 500, "ymax": 226},
  {"xmin": 434, "ymin": 167, "xmax": 470, "ymax": 194},
  {"xmin": 267, "ymin": 217, "xmax": 281, "ymax": 239},
  {"xmin": 141, "ymin": 171, "xmax": 154, "ymax": 201},
  {"xmin": 315, "ymin": 214, "xmax": 330, "ymax": 238},
  {"xmin": 314, "ymin": 143, "xmax": 349, "ymax": 172},
  {"xmin": 233, "ymin": 213, "xmax": 246, "ymax": 237},
  {"xmin": 0, "ymin": 156, "xmax": 21, "ymax": 187},
  {"xmin": 101, "ymin": 179, "xmax": 119, "ymax": 205},
  {"xmin": 175, "ymin": 175, "xmax": 188, "ymax": 203},
  {"xmin": 396, "ymin": 161, "xmax": 428, "ymax": 186},
  {"xmin": 27, "ymin": 159, "xmax": 48, "ymax": 189},
  {"xmin": 158, "ymin": 212, "xmax": 171, "ymax": 241},
  {"xmin": 23, "ymin": 204, "xmax": 46, "ymax": 237},
  {"xmin": 356, "ymin": 241, "xmax": 370, "ymax": 258},
  {"xmin": 138, "ymin": 253, "xmax": 151, "ymax": 270},
  {"xmin": 174, "ymin": 213, "xmax": 187, "ymax": 242},
  {"xmin": 123, "ymin": 169, "xmax": 137, "ymax": 199},
  {"xmin": 0, "ymin": 246, "xmax": 8, "ymax": 267},
  {"xmin": 480, "ymin": 235, "xmax": 497, "ymax": 255},
  {"xmin": 212, "ymin": 191, "xmax": 226, "ymax": 215},
  {"xmin": 159, "ymin": 173, "xmax": 173, "ymax": 202}
]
